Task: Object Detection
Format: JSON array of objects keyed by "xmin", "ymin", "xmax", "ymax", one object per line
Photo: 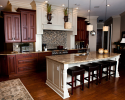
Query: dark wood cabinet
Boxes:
[
  {"xmin": 2, "ymin": 11, "xmax": 21, "ymax": 43},
  {"xmin": 7, "ymin": 55, "xmax": 16, "ymax": 75},
  {"xmin": 75, "ymin": 17, "xmax": 88, "ymax": 46},
  {"xmin": 17, "ymin": 8, "xmax": 36, "ymax": 42},
  {"xmin": 68, "ymin": 50, "xmax": 78, "ymax": 54},
  {"xmin": 16, "ymin": 53, "xmax": 38, "ymax": 73},
  {"xmin": 38, "ymin": 52, "xmax": 52, "ymax": 70}
]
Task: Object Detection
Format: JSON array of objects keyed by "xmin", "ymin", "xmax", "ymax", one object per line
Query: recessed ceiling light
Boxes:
[
  {"xmin": 76, "ymin": 7, "xmax": 78, "ymax": 9},
  {"xmin": 0, "ymin": 5, "xmax": 3, "ymax": 7},
  {"xmin": 106, "ymin": 4, "xmax": 110, "ymax": 6},
  {"xmin": 62, "ymin": 4, "xmax": 65, "ymax": 7},
  {"xmin": 44, "ymin": 1, "xmax": 48, "ymax": 3}
]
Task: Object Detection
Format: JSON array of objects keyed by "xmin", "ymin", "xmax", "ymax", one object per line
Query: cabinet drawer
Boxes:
[
  {"xmin": 18, "ymin": 59, "xmax": 37, "ymax": 64},
  {"xmin": 18, "ymin": 66, "xmax": 35, "ymax": 73},
  {"xmin": 16, "ymin": 53, "xmax": 38, "ymax": 59}
]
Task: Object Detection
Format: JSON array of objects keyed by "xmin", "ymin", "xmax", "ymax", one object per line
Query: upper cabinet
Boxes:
[
  {"xmin": 17, "ymin": 8, "xmax": 36, "ymax": 42},
  {"xmin": 75, "ymin": 17, "xmax": 88, "ymax": 42},
  {"xmin": 2, "ymin": 11, "xmax": 21, "ymax": 43}
]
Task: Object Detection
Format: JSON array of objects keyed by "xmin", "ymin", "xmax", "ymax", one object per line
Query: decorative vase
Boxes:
[
  {"xmin": 47, "ymin": 14, "xmax": 52, "ymax": 24},
  {"xmin": 64, "ymin": 16, "xmax": 68, "ymax": 22}
]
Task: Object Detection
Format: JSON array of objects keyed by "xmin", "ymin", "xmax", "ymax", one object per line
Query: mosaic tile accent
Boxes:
[
  {"xmin": 13, "ymin": 43, "xmax": 34, "ymax": 52},
  {"xmin": 0, "ymin": 78, "xmax": 33, "ymax": 100},
  {"xmin": 42, "ymin": 30, "xmax": 67, "ymax": 49}
]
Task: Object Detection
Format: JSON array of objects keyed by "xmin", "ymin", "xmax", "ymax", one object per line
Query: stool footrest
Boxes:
[
  {"xmin": 90, "ymin": 74, "xmax": 97, "ymax": 78},
  {"xmin": 110, "ymin": 70, "xmax": 115, "ymax": 72},
  {"xmin": 110, "ymin": 73, "xmax": 115, "ymax": 76},
  {"xmin": 102, "ymin": 71, "xmax": 108, "ymax": 74},
  {"xmin": 84, "ymin": 77, "xmax": 88, "ymax": 81}
]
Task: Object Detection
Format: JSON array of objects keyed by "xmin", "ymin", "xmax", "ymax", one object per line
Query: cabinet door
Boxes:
[
  {"xmin": 38, "ymin": 52, "xmax": 52, "ymax": 70},
  {"xmin": 4, "ymin": 15, "xmax": 13, "ymax": 43},
  {"xmin": 28, "ymin": 12, "xmax": 36, "ymax": 42},
  {"xmin": 12, "ymin": 15, "xmax": 21, "ymax": 42},
  {"xmin": 7, "ymin": 55, "xmax": 16, "ymax": 75},
  {"xmin": 21, "ymin": 12, "xmax": 29, "ymax": 42}
]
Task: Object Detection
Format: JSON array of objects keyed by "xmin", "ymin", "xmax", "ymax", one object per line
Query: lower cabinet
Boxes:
[
  {"xmin": 0, "ymin": 52, "xmax": 52, "ymax": 76},
  {"xmin": 16, "ymin": 53, "xmax": 38, "ymax": 73},
  {"xmin": 38, "ymin": 52, "xmax": 52, "ymax": 71},
  {"xmin": 7, "ymin": 55, "xmax": 16, "ymax": 75},
  {"xmin": 68, "ymin": 50, "xmax": 78, "ymax": 54},
  {"xmin": 0, "ymin": 55, "xmax": 16, "ymax": 76}
]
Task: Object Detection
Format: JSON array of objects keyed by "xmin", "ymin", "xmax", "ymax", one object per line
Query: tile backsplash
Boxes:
[{"xmin": 42, "ymin": 30, "xmax": 67, "ymax": 49}]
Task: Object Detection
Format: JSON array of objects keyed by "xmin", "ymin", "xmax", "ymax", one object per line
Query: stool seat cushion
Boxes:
[
  {"xmin": 99, "ymin": 60, "xmax": 117, "ymax": 65},
  {"xmin": 67, "ymin": 66, "xmax": 85, "ymax": 76},
  {"xmin": 93, "ymin": 62, "xmax": 110, "ymax": 68},
  {"xmin": 80, "ymin": 64, "xmax": 99, "ymax": 71}
]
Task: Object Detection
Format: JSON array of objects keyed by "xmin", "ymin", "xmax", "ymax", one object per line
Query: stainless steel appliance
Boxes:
[
  {"xmin": 20, "ymin": 46, "xmax": 29, "ymax": 53},
  {"xmin": 48, "ymin": 49, "xmax": 68, "ymax": 55}
]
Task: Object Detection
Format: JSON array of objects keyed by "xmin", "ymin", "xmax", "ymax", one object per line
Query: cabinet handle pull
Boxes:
[{"xmin": 14, "ymin": 38, "xmax": 15, "ymax": 41}]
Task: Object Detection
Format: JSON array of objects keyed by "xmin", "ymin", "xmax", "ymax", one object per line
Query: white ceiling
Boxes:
[{"xmin": 0, "ymin": 0, "xmax": 125, "ymax": 22}]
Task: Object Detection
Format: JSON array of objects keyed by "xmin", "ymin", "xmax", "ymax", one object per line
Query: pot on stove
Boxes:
[{"xmin": 57, "ymin": 45, "xmax": 63, "ymax": 50}]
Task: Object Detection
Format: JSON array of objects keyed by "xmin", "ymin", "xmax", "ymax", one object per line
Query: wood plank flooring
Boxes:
[{"xmin": 0, "ymin": 66, "xmax": 125, "ymax": 100}]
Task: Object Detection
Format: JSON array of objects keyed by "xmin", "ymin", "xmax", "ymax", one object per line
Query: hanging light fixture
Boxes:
[
  {"xmin": 103, "ymin": 0, "xmax": 108, "ymax": 31},
  {"xmin": 87, "ymin": 0, "xmax": 93, "ymax": 31},
  {"xmin": 64, "ymin": 0, "xmax": 72, "ymax": 29}
]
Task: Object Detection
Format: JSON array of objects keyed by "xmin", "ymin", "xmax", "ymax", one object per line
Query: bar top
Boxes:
[{"xmin": 46, "ymin": 52, "xmax": 120, "ymax": 64}]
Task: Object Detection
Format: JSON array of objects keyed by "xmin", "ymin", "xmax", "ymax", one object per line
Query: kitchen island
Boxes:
[{"xmin": 46, "ymin": 52, "xmax": 120, "ymax": 99}]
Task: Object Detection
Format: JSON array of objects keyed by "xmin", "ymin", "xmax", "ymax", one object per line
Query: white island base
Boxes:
[{"xmin": 46, "ymin": 53, "xmax": 120, "ymax": 99}]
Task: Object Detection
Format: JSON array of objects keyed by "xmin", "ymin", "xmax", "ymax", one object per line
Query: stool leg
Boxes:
[
  {"xmin": 75, "ymin": 76, "xmax": 76, "ymax": 87},
  {"xmin": 96, "ymin": 70, "xmax": 98, "ymax": 85},
  {"xmin": 114, "ymin": 64, "xmax": 116, "ymax": 77},
  {"xmin": 109, "ymin": 66, "xmax": 111, "ymax": 80},
  {"xmin": 100, "ymin": 68, "xmax": 102, "ymax": 83},
  {"xmin": 71, "ymin": 76, "xmax": 74, "ymax": 95},
  {"xmin": 82, "ymin": 74, "xmax": 84, "ymax": 90},
  {"xmin": 92, "ymin": 71, "xmax": 94, "ymax": 82},
  {"xmin": 106, "ymin": 67, "xmax": 108, "ymax": 81},
  {"xmin": 88, "ymin": 71, "xmax": 90, "ymax": 88}
]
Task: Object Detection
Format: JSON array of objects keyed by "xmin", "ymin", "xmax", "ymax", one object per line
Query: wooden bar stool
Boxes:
[
  {"xmin": 67, "ymin": 66, "xmax": 85, "ymax": 95},
  {"xmin": 92, "ymin": 62, "xmax": 110, "ymax": 83},
  {"xmin": 80, "ymin": 63, "xmax": 100, "ymax": 88},
  {"xmin": 105, "ymin": 60, "xmax": 117, "ymax": 79}
]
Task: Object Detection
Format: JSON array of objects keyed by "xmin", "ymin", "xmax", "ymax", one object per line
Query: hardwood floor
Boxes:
[{"xmin": 0, "ymin": 66, "xmax": 125, "ymax": 100}]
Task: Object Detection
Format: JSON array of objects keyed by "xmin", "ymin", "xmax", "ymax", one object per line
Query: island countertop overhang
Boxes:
[{"xmin": 46, "ymin": 52, "xmax": 120, "ymax": 64}]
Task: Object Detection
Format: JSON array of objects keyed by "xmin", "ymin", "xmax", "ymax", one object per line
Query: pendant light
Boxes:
[
  {"xmin": 103, "ymin": 0, "xmax": 108, "ymax": 31},
  {"xmin": 87, "ymin": 0, "xmax": 93, "ymax": 31},
  {"xmin": 64, "ymin": 0, "xmax": 72, "ymax": 29}
]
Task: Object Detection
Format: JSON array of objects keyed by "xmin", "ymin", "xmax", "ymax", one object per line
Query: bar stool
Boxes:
[
  {"xmin": 104, "ymin": 60, "xmax": 117, "ymax": 79},
  {"xmin": 80, "ymin": 63, "xmax": 100, "ymax": 88},
  {"xmin": 67, "ymin": 66, "xmax": 85, "ymax": 95},
  {"xmin": 92, "ymin": 62, "xmax": 110, "ymax": 83}
]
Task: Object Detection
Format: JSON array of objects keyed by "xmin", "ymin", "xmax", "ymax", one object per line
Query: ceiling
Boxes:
[{"xmin": 0, "ymin": 0, "xmax": 125, "ymax": 22}]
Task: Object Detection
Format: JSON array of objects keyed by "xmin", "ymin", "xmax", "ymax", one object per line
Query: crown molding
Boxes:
[{"xmin": 9, "ymin": 0, "xmax": 32, "ymax": 11}]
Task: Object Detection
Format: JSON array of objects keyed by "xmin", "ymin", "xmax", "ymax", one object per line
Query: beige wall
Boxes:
[
  {"xmin": 104, "ymin": 16, "xmax": 121, "ymax": 52},
  {"xmin": 86, "ymin": 16, "xmax": 98, "ymax": 51},
  {"xmin": 112, "ymin": 16, "xmax": 121, "ymax": 50}
]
